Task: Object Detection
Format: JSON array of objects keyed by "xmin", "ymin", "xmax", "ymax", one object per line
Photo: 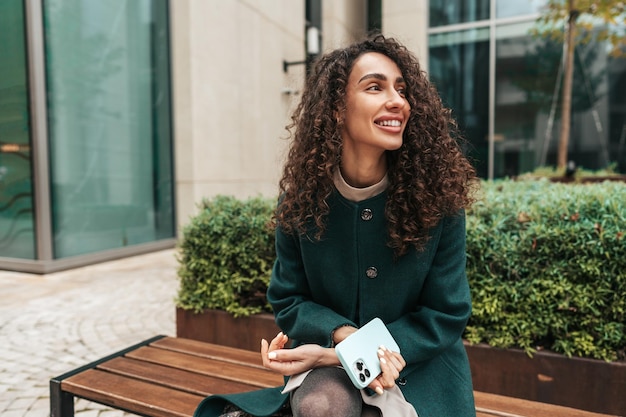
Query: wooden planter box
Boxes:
[
  {"xmin": 550, "ymin": 175, "xmax": 626, "ymax": 184},
  {"xmin": 466, "ymin": 342, "xmax": 626, "ymax": 415},
  {"xmin": 176, "ymin": 307, "xmax": 279, "ymax": 352},
  {"xmin": 176, "ymin": 307, "xmax": 626, "ymax": 415}
]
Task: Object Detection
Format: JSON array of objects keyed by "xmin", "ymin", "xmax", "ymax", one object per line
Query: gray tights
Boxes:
[{"xmin": 290, "ymin": 367, "xmax": 381, "ymax": 417}]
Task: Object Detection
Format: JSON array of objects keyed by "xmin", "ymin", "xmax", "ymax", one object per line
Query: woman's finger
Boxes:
[
  {"xmin": 381, "ymin": 346, "xmax": 406, "ymax": 372},
  {"xmin": 386, "ymin": 352, "xmax": 405, "ymax": 372},
  {"xmin": 378, "ymin": 348, "xmax": 400, "ymax": 387},
  {"xmin": 260, "ymin": 338, "xmax": 271, "ymax": 367}
]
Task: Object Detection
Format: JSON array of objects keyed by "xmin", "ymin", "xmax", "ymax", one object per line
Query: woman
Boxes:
[{"xmin": 194, "ymin": 34, "xmax": 478, "ymax": 417}]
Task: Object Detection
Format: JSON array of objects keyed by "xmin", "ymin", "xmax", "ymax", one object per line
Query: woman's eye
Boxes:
[
  {"xmin": 367, "ymin": 85, "xmax": 381, "ymax": 91},
  {"xmin": 397, "ymin": 88, "xmax": 406, "ymax": 97}
]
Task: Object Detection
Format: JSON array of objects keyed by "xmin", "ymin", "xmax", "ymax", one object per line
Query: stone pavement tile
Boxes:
[
  {"xmin": 74, "ymin": 409, "xmax": 100, "ymax": 417},
  {"xmin": 9, "ymin": 397, "xmax": 38, "ymax": 412},
  {"xmin": 0, "ymin": 249, "xmax": 178, "ymax": 417},
  {"xmin": 2, "ymin": 409, "xmax": 27, "ymax": 417}
]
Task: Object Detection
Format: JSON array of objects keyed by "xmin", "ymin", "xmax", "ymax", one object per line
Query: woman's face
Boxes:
[{"xmin": 340, "ymin": 52, "xmax": 410, "ymax": 157}]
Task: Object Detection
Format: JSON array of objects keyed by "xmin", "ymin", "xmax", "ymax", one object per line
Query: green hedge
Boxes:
[
  {"xmin": 176, "ymin": 180, "xmax": 626, "ymax": 361},
  {"xmin": 465, "ymin": 179, "xmax": 625, "ymax": 361},
  {"xmin": 176, "ymin": 195, "xmax": 276, "ymax": 317}
]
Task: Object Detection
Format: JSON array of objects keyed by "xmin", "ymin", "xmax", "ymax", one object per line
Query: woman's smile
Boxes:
[{"xmin": 341, "ymin": 52, "xmax": 410, "ymax": 156}]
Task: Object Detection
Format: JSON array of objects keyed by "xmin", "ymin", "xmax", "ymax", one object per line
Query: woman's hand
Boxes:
[
  {"xmin": 332, "ymin": 325, "xmax": 357, "ymax": 345},
  {"xmin": 369, "ymin": 345, "xmax": 406, "ymax": 395},
  {"xmin": 261, "ymin": 332, "xmax": 338, "ymax": 376}
]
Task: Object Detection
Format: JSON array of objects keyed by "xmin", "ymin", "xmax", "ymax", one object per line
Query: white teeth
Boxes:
[{"xmin": 377, "ymin": 120, "xmax": 401, "ymax": 127}]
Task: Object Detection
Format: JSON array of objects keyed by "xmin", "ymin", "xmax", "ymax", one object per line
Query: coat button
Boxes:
[
  {"xmin": 397, "ymin": 377, "xmax": 407, "ymax": 386},
  {"xmin": 360, "ymin": 208, "xmax": 373, "ymax": 221},
  {"xmin": 365, "ymin": 267, "xmax": 378, "ymax": 279}
]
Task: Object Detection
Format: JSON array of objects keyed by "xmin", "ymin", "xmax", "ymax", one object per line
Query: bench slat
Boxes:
[
  {"xmin": 62, "ymin": 368, "xmax": 202, "ymax": 417},
  {"xmin": 98, "ymin": 356, "xmax": 262, "ymax": 396},
  {"xmin": 474, "ymin": 391, "xmax": 620, "ymax": 417},
  {"xmin": 151, "ymin": 337, "xmax": 267, "ymax": 369},
  {"xmin": 54, "ymin": 336, "xmax": 619, "ymax": 417},
  {"xmin": 126, "ymin": 345, "xmax": 284, "ymax": 387}
]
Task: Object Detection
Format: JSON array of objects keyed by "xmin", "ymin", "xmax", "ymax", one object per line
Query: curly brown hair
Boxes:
[{"xmin": 275, "ymin": 34, "xmax": 478, "ymax": 256}]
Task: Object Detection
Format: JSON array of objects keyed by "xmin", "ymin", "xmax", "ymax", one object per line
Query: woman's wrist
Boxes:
[
  {"xmin": 332, "ymin": 325, "xmax": 357, "ymax": 345},
  {"xmin": 317, "ymin": 347, "xmax": 341, "ymax": 367}
]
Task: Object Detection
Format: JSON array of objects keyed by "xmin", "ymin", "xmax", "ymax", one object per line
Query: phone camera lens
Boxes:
[
  {"xmin": 359, "ymin": 373, "xmax": 366, "ymax": 382},
  {"xmin": 356, "ymin": 361, "xmax": 363, "ymax": 371},
  {"xmin": 364, "ymin": 369, "xmax": 370, "ymax": 378}
]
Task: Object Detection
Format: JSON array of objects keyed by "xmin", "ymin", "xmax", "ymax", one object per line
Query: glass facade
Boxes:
[
  {"xmin": 430, "ymin": 28, "xmax": 490, "ymax": 178},
  {"xmin": 0, "ymin": 0, "xmax": 36, "ymax": 260},
  {"xmin": 495, "ymin": 0, "xmax": 544, "ymax": 19},
  {"xmin": 0, "ymin": 0, "xmax": 174, "ymax": 271},
  {"xmin": 430, "ymin": 0, "xmax": 490, "ymax": 27},
  {"xmin": 429, "ymin": 1, "xmax": 626, "ymax": 178},
  {"xmin": 44, "ymin": 0, "xmax": 174, "ymax": 258}
]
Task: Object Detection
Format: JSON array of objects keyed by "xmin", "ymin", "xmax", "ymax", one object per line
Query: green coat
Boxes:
[{"xmin": 194, "ymin": 191, "xmax": 476, "ymax": 417}]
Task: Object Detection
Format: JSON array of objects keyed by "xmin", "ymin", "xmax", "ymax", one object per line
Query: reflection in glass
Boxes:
[
  {"xmin": 496, "ymin": 0, "xmax": 546, "ymax": 19},
  {"xmin": 430, "ymin": 0, "xmax": 489, "ymax": 27},
  {"xmin": 44, "ymin": 0, "xmax": 174, "ymax": 258},
  {"xmin": 495, "ymin": 22, "xmax": 619, "ymax": 177},
  {"xmin": 429, "ymin": 29, "xmax": 490, "ymax": 178},
  {"xmin": 0, "ymin": 0, "xmax": 36, "ymax": 259},
  {"xmin": 608, "ymin": 58, "xmax": 626, "ymax": 173}
]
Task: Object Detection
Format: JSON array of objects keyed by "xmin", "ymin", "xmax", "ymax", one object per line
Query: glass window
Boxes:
[
  {"xmin": 429, "ymin": 28, "xmax": 490, "ymax": 178},
  {"xmin": 495, "ymin": 21, "xmax": 624, "ymax": 176},
  {"xmin": 494, "ymin": 21, "xmax": 557, "ymax": 177},
  {"xmin": 430, "ymin": 0, "xmax": 490, "ymax": 27},
  {"xmin": 43, "ymin": 0, "xmax": 174, "ymax": 258},
  {"xmin": 496, "ymin": 0, "xmax": 546, "ymax": 19},
  {"xmin": 608, "ymin": 57, "xmax": 626, "ymax": 173},
  {"xmin": 367, "ymin": 0, "xmax": 382, "ymax": 33},
  {"xmin": 0, "ymin": 0, "xmax": 36, "ymax": 260}
]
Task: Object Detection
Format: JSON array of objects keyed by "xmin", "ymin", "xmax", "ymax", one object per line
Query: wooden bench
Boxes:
[{"xmin": 49, "ymin": 335, "xmax": 619, "ymax": 417}]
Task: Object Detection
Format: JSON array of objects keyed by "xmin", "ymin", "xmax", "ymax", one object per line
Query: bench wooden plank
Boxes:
[
  {"xmin": 151, "ymin": 336, "xmax": 268, "ymax": 369},
  {"xmin": 97, "ymin": 356, "xmax": 260, "ymax": 396},
  {"xmin": 126, "ymin": 345, "xmax": 283, "ymax": 387},
  {"xmin": 53, "ymin": 336, "xmax": 620, "ymax": 417},
  {"xmin": 474, "ymin": 391, "xmax": 620, "ymax": 417},
  {"xmin": 61, "ymin": 368, "xmax": 203, "ymax": 417}
]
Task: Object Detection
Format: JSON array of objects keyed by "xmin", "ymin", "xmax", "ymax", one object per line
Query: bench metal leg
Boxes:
[
  {"xmin": 48, "ymin": 335, "xmax": 167, "ymax": 417},
  {"xmin": 50, "ymin": 378, "xmax": 74, "ymax": 417}
]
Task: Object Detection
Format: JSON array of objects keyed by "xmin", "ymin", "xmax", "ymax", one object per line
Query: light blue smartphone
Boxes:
[{"xmin": 335, "ymin": 317, "xmax": 400, "ymax": 389}]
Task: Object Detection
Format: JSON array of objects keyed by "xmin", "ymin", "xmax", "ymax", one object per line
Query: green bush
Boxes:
[
  {"xmin": 465, "ymin": 179, "xmax": 626, "ymax": 361},
  {"xmin": 176, "ymin": 195, "xmax": 276, "ymax": 317},
  {"xmin": 176, "ymin": 180, "xmax": 626, "ymax": 361}
]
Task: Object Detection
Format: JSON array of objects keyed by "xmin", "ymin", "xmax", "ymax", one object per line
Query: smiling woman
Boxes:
[
  {"xmin": 194, "ymin": 34, "xmax": 480, "ymax": 417},
  {"xmin": 340, "ymin": 52, "xmax": 410, "ymax": 187}
]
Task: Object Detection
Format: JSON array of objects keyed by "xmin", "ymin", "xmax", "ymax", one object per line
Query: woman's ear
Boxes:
[{"xmin": 334, "ymin": 109, "xmax": 343, "ymax": 124}]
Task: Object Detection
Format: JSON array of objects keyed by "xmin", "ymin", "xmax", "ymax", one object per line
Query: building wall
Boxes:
[
  {"xmin": 383, "ymin": 0, "xmax": 428, "ymax": 69},
  {"xmin": 321, "ymin": 0, "xmax": 367, "ymax": 50},
  {"xmin": 170, "ymin": 0, "xmax": 431, "ymax": 229},
  {"xmin": 170, "ymin": 0, "xmax": 305, "ymax": 227}
]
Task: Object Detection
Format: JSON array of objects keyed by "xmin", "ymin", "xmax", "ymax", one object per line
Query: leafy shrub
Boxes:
[
  {"xmin": 176, "ymin": 180, "xmax": 626, "ymax": 361},
  {"xmin": 517, "ymin": 163, "xmax": 624, "ymax": 180},
  {"xmin": 176, "ymin": 195, "xmax": 276, "ymax": 317},
  {"xmin": 465, "ymin": 179, "xmax": 626, "ymax": 361}
]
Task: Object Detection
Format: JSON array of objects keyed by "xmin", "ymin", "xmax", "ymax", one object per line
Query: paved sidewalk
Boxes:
[{"xmin": 0, "ymin": 249, "xmax": 179, "ymax": 417}]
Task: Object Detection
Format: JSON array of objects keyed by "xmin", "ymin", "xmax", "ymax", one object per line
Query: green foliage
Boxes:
[
  {"xmin": 176, "ymin": 195, "xmax": 276, "ymax": 317},
  {"xmin": 176, "ymin": 181, "xmax": 626, "ymax": 361},
  {"xmin": 518, "ymin": 163, "xmax": 622, "ymax": 179},
  {"xmin": 465, "ymin": 179, "xmax": 626, "ymax": 361},
  {"xmin": 532, "ymin": 0, "xmax": 626, "ymax": 57}
]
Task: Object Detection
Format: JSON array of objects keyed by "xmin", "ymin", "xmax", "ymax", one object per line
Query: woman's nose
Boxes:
[{"xmin": 386, "ymin": 91, "xmax": 406, "ymax": 110}]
